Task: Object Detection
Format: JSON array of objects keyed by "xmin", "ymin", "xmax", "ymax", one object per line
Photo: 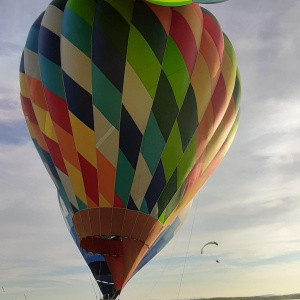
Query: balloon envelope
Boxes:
[
  {"xmin": 145, "ymin": 0, "xmax": 227, "ymax": 6},
  {"xmin": 20, "ymin": 0, "xmax": 240, "ymax": 298}
]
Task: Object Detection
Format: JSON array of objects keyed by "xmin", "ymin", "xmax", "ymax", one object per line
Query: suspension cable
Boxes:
[{"xmin": 176, "ymin": 199, "xmax": 199, "ymax": 300}]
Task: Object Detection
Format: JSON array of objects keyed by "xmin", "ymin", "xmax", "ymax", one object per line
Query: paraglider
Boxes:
[
  {"xmin": 20, "ymin": 0, "xmax": 241, "ymax": 298},
  {"xmin": 201, "ymin": 241, "xmax": 219, "ymax": 254}
]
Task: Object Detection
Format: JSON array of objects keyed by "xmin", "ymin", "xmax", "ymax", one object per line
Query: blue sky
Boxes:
[{"xmin": 1, "ymin": 1, "xmax": 300, "ymax": 300}]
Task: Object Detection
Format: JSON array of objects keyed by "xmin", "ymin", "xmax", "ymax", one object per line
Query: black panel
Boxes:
[
  {"xmin": 119, "ymin": 106, "xmax": 143, "ymax": 168},
  {"xmin": 132, "ymin": 1, "xmax": 168, "ymax": 64},
  {"xmin": 177, "ymin": 85, "xmax": 198, "ymax": 151},
  {"xmin": 145, "ymin": 160, "xmax": 166, "ymax": 213},
  {"xmin": 62, "ymin": 71, "xmax": 94, "ymax": 130}
]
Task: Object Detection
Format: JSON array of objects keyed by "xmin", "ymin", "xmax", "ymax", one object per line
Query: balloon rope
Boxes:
[
  {"xmin": 87, "ymin": 266, "xmax": 98, "ymax": 300},
  {"xmin": 143, "ymin": 230, "xmax": 181, "ymax": 300},
  {"xmin": 176, "ymin": 199, "xmax": 199, "ymax": 300}
]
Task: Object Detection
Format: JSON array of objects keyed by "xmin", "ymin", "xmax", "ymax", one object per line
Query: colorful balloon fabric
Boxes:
[
  {"xmin": 20, "ymin": 0, "xmax": 241, "ymax": 298},
  {"xmin": 145, "ymin": 0, "xmax": 227, "ymax": 7}
]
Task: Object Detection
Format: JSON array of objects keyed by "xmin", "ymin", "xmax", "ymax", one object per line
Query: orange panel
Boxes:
[
  {"xmin": 53, "ymin": 122, "xmax": 80, "ymax": 170},
  {"xmin": 121, "ymin": 210, "xmax": 138, "ymax": 237},
  {"xmin": 28, "ymin": 77, "xmax": 48, "ymax": 110},
  {"xmin": 81, "ymin": 209, "xmax": 92, "ymax": 237},
  {"xmin": 195, "ymin": 102, "xmax": 214, "ymax": 159},
  {"xmin": 145, "ymin": 221, "xmax": 164, "ymax": 247},
  {"xmin": 97, "ymin": 150, "xmax": 116, "ymax": 206},
  {"xmin": 139, "ymin": 217, "xmax": 156, "ymax": 243},
  {"xmin": 130, "ymin": 213, "xmax": 148, "ymax": 240},
  {"xmin": 31, "ymin": 123, "xmax": 48, "ymax": 151},
  {"xmin": 110, "ymin": 208, "xmax": 126, "ymax": 237},
  {"xmin": 100, "ymin": 208, "xmax": 113, "ymax": 236},
  {"xmin": 88, "ymin": 208, "xmax": 101, "ymax": 236}
]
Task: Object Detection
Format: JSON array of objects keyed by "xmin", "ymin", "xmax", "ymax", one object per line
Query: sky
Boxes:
[{"xmin": 1, "ymin": 1, "xmax": 300, "ymax": 300}]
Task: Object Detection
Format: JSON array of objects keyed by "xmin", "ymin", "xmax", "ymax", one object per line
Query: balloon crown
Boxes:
[{"xmin": 145, "ymin": 0, "xmax": 227, "ymax": 6}]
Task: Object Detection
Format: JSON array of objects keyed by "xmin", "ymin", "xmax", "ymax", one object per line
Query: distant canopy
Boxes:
[{"xmin": 20, "ymin": 0, "xmax": 240, "ymax": 299}]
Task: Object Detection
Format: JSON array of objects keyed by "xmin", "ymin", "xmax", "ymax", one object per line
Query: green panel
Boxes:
[
  {"xmin": 177, "ymin": 136, "xmax": 196, "ymax": 188},
  {"xmin": 25, "ymin": 27, "xmax": 39, "ymax": 53},
  {"xmin": 62, "ymin": 7, "xmax": 93, "ymax": 57},
  {"xmin": 164, "ymin": 182, "xmax": 186, "ymax": 223},
  {"xmin": 115, "ymin": 150, "xmax": 135, "ymax": 206},
  {"xmin": 162, "ymin": 37, "xmax": 190, "ymax": 108},
  {"xmin": 132, "ymin": 1, "xmax": 168, "ymax": 64},
  {"xmin": 152, "ymin": 71, "xmax": 179, "ymax": 141},
  {"xmin": 106, "ymin": 0, "xmax": 134, "ymax": 24},
  {"xmin": 92, "ymin": 64, "xmax": 122, "ymax": 129},
  {"xmin": 161, "ymin": 122, "xmax": 183, "ymax": 182},
  {"xmin": 158, "ymin": 170, "xmax": 177, "ymax": 218},
  {"xmin": 140, "ymin": 198, "xmax": 149, "ymax": 214},
  {"xmin": 177, "ymin": 85, "xmax": 199, "ymax": 151},
  {"xmin": 141, "ymin": 112, "xmax": 165, "ymax": 175},
  {"xmin": 94, "ymin": 0, "xmax": 131, "ymax": 61},
  {"xmin": 145, "ymin": 0, "xmax": 191, "ymax": 6},
  {"xmin": 76, "ymin": 196, "xmax": 88, "ymax": 210},
  {"xmin": 39, "ymin": 55, "xmax": 66, "ymax": 99},
  {"xmin": 159, "ymin": 209, "xmax": 166, "ymax": 223},
  {"xmin": 224, "ymin": 33, "xmax": 237, "ymax": 71},
  {"xmin": 233, "ymin": 69, "xmax": 242, "ymax": 107},
  {"xmin": 127, "ymin": 25, "xmax": 161, "ymax": 97},
  {"xmin": 66, "ymin": 0, "xmax": 95, "ymax": 26}
]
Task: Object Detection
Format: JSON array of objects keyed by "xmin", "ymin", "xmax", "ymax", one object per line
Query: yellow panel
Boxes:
[
  {"xmin": 202, "ymin": 107, "xmax": 235, "ymax": 171},
  {"xmin": 69, "ymin": 112, "xmax": 97, "ymax": 167},
  {"xmin": 61, "ymin": 36, "xmax": 92, "ymax": 93},
  {"xmin": 32, "ymin": 103, "xmax": 58, "ymax": 142},
  {"xmin": 221, "ymin": 51, "xmax": 236, "ymax": 104},
  {"xmin": 122, "ymin": 63, "xmax": 153, "ymax": 133},
  {"xmin": 130, "ymin": 153, "xmax": 153, "ymax": 208},
  {"xmin": 94, "ymin": 107, "xmax": 119, "ymax": 168},
  {"xmin": 99, "ymin": 194, "xmax": 113, "ymax": 208},
  {"xmin": 20, "ymin": 73, "xmax": 30, "ymax": 98},
  {"xmin": 65, "ymin": 159, "xmax": 87, "ymax": 205},
  {"xmin": 191, "ymin": 54, "xmax": 212, "ymax": 121}
]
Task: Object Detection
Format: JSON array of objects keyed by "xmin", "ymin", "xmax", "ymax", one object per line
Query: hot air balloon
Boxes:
[{"xmin": 19, "ymin": 0, "xmax": 241, "ymax": 299}]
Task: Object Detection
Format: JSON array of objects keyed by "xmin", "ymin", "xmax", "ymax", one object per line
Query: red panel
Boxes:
[
  {"xmin": 43, "ymin": 134, "xmax": 67, "ymax": 174},
  {"xmin": 105, "ymin": 256, "xmax": 124, "ymax": 292},
  {"xmin": 146, "ymin": 3, "xmax": 172, "ymax": 34},
  {"xmin": 78, "ymin": 154, "xmax": 99, "ymax": 207},
  {"xmin": 211, "ymin": 75, "xmax": 227, "ymax": 130},
  {"xmin": 203, "ymin": 12, "xmax": 224, "ymax": 61},
  {"xmin": 113, "ymin": 194, "xmax": 125, "ymax": 208},
  {"xmin": 80, "ymin": 237, "xmax": 123, "ymax": 256},
  {"xmin": 43, "ymin": 87, "xmax": 73, "ymax": 134},
  {"xmin": 21, "ymin": 95, "xmax": 38, "ymax": 124},
  {"xmin": 170, "ymin": 10, "xmax": 198, "ymax": 77}
]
